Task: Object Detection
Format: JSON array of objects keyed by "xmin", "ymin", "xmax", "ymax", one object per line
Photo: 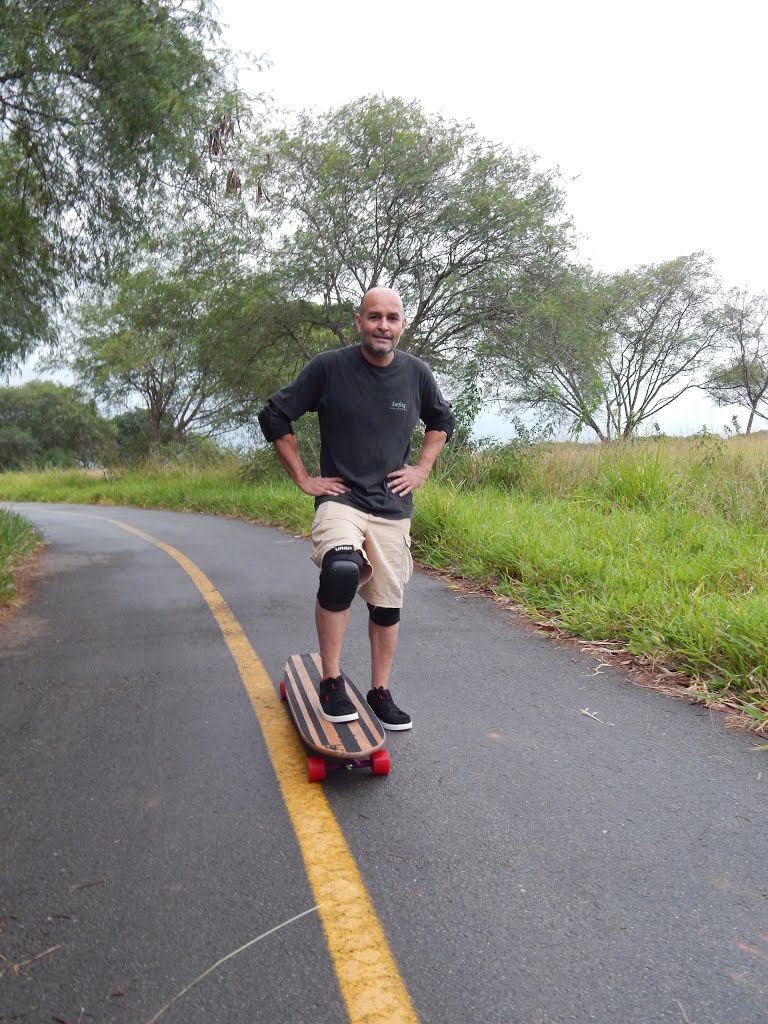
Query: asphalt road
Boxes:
[{"xmin": 1, "ymin": 502, "xmax": 766, "ymax": 1024}]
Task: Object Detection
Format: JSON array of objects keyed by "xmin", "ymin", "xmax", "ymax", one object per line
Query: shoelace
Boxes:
[{"xmin": 321, "ymin": 679, "xmax": 342, "ymax": 702}]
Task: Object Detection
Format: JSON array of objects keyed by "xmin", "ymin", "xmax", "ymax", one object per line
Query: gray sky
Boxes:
[{"xmin": 220, "ymin": 0, "xmax": 766, "ymax": 435}]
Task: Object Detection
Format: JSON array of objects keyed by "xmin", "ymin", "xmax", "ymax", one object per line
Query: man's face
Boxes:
[{"xmin": 355, "ymin": 289, "xmax": 406, "ymax": 363}]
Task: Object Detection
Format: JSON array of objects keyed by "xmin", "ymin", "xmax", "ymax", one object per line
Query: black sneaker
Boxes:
[
  {"xmin": 319, "ymin": 676, "xmax": 359, "ymax": 723},
  {"xmin": 367, "ymin": 687, "xmax": 412, "ymax": 731}
]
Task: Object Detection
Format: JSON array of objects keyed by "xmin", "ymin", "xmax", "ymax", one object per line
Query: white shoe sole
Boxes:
[
  {"xmin": 320, "ymin": 709, "xmax": 359, "ymax": 723},
  {"xmin": 380, "ymin": 719, "xmax": 413, "ymax": 731}
]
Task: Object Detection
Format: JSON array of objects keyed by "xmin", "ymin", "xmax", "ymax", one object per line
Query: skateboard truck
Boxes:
[{"xmin": 305, "ymin": 749, "xmax": 391, "ymax": 783}]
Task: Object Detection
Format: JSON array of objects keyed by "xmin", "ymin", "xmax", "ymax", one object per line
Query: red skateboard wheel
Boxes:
[
  {"xmin": 370, "ymin": 749, "xmax": 391, "ymax": 776},
  {"xmin": 307, "ymin": 756, "xmax": 327, "ymax": 782}
]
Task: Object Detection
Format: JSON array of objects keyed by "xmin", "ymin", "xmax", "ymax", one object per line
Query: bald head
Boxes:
[{"xmin": 361, "ymin": 287, "xmax": 404, "ymax": 318}]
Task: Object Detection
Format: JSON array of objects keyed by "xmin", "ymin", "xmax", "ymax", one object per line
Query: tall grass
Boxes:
[
  {"xmin": 2, "ymin": 432, "xmax": 767, "ymax": 729},
  {"xmin": 0, "ymin": 509, "xmax": 42, "ymax": 605},
  {"xmin": 414, "ymin": 482, "xmax": 768, "ymax": 691}
]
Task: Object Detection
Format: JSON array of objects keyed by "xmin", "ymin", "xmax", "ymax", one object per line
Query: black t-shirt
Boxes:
[{"xmin": 266, "ymin": 346, "xmax": 455, "ymax": 518}]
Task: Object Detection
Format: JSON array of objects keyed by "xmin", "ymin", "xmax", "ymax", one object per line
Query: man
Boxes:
[{"xmin": 257, "ymin": 287, "xmax": 455, "ymax": 730}]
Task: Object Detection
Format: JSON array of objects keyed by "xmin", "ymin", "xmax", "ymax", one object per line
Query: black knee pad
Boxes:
[
  {"xmin": 366, "ymin": 603, "xmax": 401, "ymax": 627},
  {"xmin": 317, "ymin": 546, "xmax": 364, "ymax": 612}
]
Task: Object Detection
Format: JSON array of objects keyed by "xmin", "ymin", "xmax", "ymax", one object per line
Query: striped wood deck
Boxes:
[{"xmin": 283, "ymin": 653, "xmax": 385, "ymax": 758}]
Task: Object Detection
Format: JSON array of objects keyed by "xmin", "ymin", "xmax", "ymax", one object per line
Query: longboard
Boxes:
[{"xmin": 280, "ymin": 652, "xmax": 390, "ymax": 782}]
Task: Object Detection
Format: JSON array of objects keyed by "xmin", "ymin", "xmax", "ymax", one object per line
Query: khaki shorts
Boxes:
[{"xmin": 311, "ymin": 501, "xmax": 413, "ymax": 608}]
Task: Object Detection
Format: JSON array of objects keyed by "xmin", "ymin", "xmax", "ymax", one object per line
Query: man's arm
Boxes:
[
  {"xmin": 386, "ymin": 429, "xmax": 448, "ymax": 497},
  {"xmin": 273, "ymin": 434, "xmax": 350, "ymax": 498},
  {"xmin": 258, "ymin": 365, "xmax": 350, "ymax": 499}
]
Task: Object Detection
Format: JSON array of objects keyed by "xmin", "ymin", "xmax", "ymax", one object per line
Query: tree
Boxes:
[
  {"xmin": 485, "ymin": 264, "xmax": 612, "ymax": 438},
  {"xmin": 701, "ymin": 288, "xmax": 768, "ymax": 434},
  {"xmin": 110, "ymin": 408, "xmax": 175, "ymax": 462},
  {"xmin": 69, "ymin": 265, "xmax": 227, "ymax": 451},
  {"xmin": 490, "ymin": 253, "xmax": 723, "ymax": 440},
  {"xmin": 203, "ymin": 287, "xmax": 344, "ymax": 431},
  {"xmin": 0, "ymin": 0, "xmax": 252, "ymax": 370},
  {"xmin": 252, "ymin": 95, "xmax": 572, "ymax": 380},
  {"xmin": 0, "ymin": 381, "xmax": 115, "ymax": 469},
  {"xmin": 63, "ymin": 221, "xmax": 330, "ymax": 446}
]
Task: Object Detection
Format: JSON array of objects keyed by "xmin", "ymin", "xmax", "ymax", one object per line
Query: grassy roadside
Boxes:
[
  {"xmin": 2, "ymin": 434, "xmax": 767, "ymax": 733},
  {"xmin": 0, "ymin": 508, "xmax": 43, "ymax": 606}
]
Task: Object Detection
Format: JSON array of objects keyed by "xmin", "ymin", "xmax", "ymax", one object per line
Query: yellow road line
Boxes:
[{"xmin": 106, "ymin": 519, "xmax": 418, "ymax": 1024}]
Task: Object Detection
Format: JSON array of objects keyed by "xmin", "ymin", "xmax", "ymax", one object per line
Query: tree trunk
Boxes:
[{"xmin": 148, "ymin": 411, "xmax": 163, "ymax": 453}]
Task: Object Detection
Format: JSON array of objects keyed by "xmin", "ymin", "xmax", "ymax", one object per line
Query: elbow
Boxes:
[{"xmin": 258, "ymin": 402, "xmax": 294, "ymax": 443}]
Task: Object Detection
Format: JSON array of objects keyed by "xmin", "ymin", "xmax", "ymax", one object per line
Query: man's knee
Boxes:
[
  {"xmin": 317, "ymin": 546, "xmax": 364, "ymax": 612},
  {"xmin": 366, "ymin": 603, "xmax": 401, "ymax": 627}
]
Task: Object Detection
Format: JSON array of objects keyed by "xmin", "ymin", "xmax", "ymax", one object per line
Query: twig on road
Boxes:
[
  {"xmin": 676, "ymin": 998, "xmax": 694, "ymax": 1023},
  {"xmin": 580, "ymin": 707, "xmax": 615, "ymax": 726},
  {"xmin": 142, "ymin": 906, "xmax": 319, "ymax": 1024},
  {"xmin": 7, "ymin": 943, "xmax": 61, "ymax": 976}
]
